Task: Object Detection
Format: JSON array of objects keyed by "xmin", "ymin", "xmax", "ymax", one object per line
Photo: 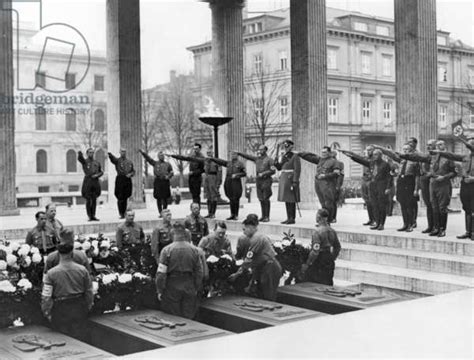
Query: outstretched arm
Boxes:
[
  {"xmin": 432, "ymin": 150, "xmax": 465, "ymax": 162},
  {"xmin": 297, "ymin": 151, "xmax": 320, "ymax": 165},
  {"xmin": 139, "ymin": 150, "xmax": 156, "ymax": 166},
  {"xmin": 236, "ymin": 151, "xmax": 257, "ymax": 162},
  {"xmin": 170, "ymin": 154, "xmax": 205, "ymax": 164},
  {"xmin": 208, "ymin": 157, "xmax": 228, "ymax": 167},
  {"xmin": 373, "ymin": 146, "xmax": 401, "ymax": 163},
  {"xmin": 108, "ymin": 152, "xmax": 118, "ymax": 165},
  {"xmin": 340, "ymin": 150, "xmax": 370, "ymax": 167},
  {"xmin": 399, "ymin": 152, "xmax": 430, "ymax": 163},
  {"xmin": 78, "ymin": 151, "xmax": 85, "ymax": 165}
]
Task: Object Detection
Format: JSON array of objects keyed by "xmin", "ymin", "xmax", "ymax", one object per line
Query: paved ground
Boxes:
[{"xmin": 0, "ymin": 198, "xmax": 468, "ymax": 241}]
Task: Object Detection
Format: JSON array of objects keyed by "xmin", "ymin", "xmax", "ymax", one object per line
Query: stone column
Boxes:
[
  {"xmin": 394, "ymin": 0, "xmax": 438, "ymax": 150},
  {"xmin": 209, "ymin": 0, "xmax": 245, "ymax": 157},
  {"xmin": 106, "ymin": 0, "xmax": 144, "ymax": 208},
  {"xmin": 290, "ymin": 0, "xmax": 327, "ymax": 208},
  {"xmin": 0, "ymin": 0, "xmax": 19, "ymax": 216}
]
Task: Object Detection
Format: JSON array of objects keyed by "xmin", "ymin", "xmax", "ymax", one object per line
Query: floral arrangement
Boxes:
[
  {"xmin": 205, "ymin": 254, "xmax": 251, "ymax": 297},
  {"xmin": 273, "ymin": 230, "xmax": 310, "ymax": 285}
]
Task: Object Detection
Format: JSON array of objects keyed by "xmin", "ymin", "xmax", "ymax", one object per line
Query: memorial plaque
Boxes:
[
  {"xmin": 0, "ymin": 325, "xmax": 113, "ymax": 360},
  {"xmin": 88, "ymin": 309, "xmax": 231, "ymax": 355},
  {"xmin": 277, "ymin": 282, "xmax": 401, "ymax": 314},
  {"xmin": 198, "ymin": 295, "xmax": 325, "ymax": 333}
]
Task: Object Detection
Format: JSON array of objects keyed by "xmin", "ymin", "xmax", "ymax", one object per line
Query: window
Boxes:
[
  {"xmin": 253, "ymin": 98, "xmax": 264, "ymax": 121},
  {"xmin": 437, "ymin": 36, "xmax": 447, "ymax": 46},
  {"xmin": 280, "ymin": 97, "xmax": 288, "ymax": 120},
  {"xmin": 94, "ymin": 109, "xmax": 105, "ymax": 131},
  {"xmin": 256, "ymin": 22, "xmax": 263, "ymax": 32},
  {"xmin": 354, "ymin": 22, "xmax": 368, "ymax": 32},
  {"xmin": 38, "ymin": 186, "xmax": 50, "ymax": 193},
  {"xmin": 438, "ymin": 64, "xmax": 447, "ymax": 82},
  {"xmin": 36, "ymin": 149, "xmax": 47, "ymax": 173},
  {"xmin": 35, "ymin": 107, "xmax": 47, "ymax": 130},
  {"xmin": 65, "ymin": 108, "xmax": 76, "ymax": 131},
  {"xmin": 96, "ymin": 149, "xmax": 105, "ymax": 169},
  {"xmin": 66, "ymin": 149, "xmax": 77, "ymax": 173},
  {"xmin": 253, "ymin": 54, "xmax": 263, "ymax": 74},
  {"xmin": 382, "ymin": 55, "xmax": 392, "ymax": 77},
  {"xmin": 35, "ymin": 71, "xmax": 46, "ymax": 88},
  {"xmin": 94, "ymin": 75, "xmax": 105, "ymax": 91},
  {"xmin": 362, "ymin": 100, "xmax": 372, "ymax": 124},
  {"xmin": 383, "ymin": 101, "xmax": 392, "ymax": 126},
  {"xmin": 248, "ymin": 24, "xmax": 255, "ymax": 34},
  {"xmin": 327, "ymin": 48, "xmax": 338, "ymax": 70},
  {"xmin": 376, "ymin": 26, "xmax": 389, "ymax": 36},
  {"xmin": 65, "ymin": 73, "xmax": 76, "ymax": 90},
  {"xmin": 468, "ymin": 68, "xmax": 474, "ymax": 85},
  {"xmin": 438, "ymin": 104, "xmax": 448, "ymax": 128},
  {"xmin": 68, "ymin": 185, "xmax": 79, "ymax": 192},
  {"xmin": 328, "ymin": 97, "xmax": 338, "ymax": 123},
  {"xmin": 361, "ymin": 52, "xmax": 372, "ymax": 74},
  {"xmin": 279, "ymin": 50, "xmax": 288, "ymax": 71}
]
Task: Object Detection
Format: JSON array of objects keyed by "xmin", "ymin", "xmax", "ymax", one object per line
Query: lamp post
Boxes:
[{"xmin": 198, "ymin": 116, "xmax": 233, "ymax": 158}]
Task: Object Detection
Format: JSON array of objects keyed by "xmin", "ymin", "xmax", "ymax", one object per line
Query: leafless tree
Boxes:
[
  {"xmin": 68, "ymin": 105, "xmax": 107, "ymax": 151},
  {"xmin": 141, "ymin": 90, "xmax": 162, "ymax": 177}
]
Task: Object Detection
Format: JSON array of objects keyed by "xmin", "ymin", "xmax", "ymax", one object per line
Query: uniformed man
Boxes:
[
  {"xmin": 139, "ymin": 149, "xmax": 173, "ymax": 216},
  {"xmin": 184, "ymin": 202, "xmax": 209, "ymax": 246},
  {"xmin": 301, "ymin": 209, "xmax": 341, "ymax": 286},
  {"xmin": 41, "ymin": 229, "xmax": 93, "ymax": 342},
  {"xmin": 150, "ymin": 209, "xmax": 173, "ymax": 263},
  {"xmin": 171, "ymin": 144, "xmax": 205, "ymax": 204},
  {"xmin": 78, "ymin": 148, "xmax": 103, "ymax": 221},
  {"xmin": 44, "ymin": 237, "xmax": 92, "ymax": 274},
  {"xmin": 45, "ymin": 203, "xmax": 64, "ymax": 241},
  {"xmin": 25, "ymin": 211, "xmax": 57, "ymax": 255},
  {"xmin": 116, "ymin": 209, "xmax": 145, "ymax": 249},
  {"xmin": 198, "ymin": 221, "xmax": 233, "ymax": 258},
  {"xmin": 228, "ymin": 214, "xmax": 282, "ymax": 301},
  {"xmin": 208, "ymin": 151, "xmax": 247, "ymax": 220},
  {"xmin": 431, "ymin": 136, "xmax": 474, "ymax": 240},
  {"xmin": 297, "ymin": 146, "xmax": 341, "ymax": 224},
  {"xmin": 109, "ymin": 149, "xmax": 135, "ymax": 219},
  {"xmin": 274, "ymin": 139, "xmax": 301, "ymax": 225},
  {"xmin": 374, "ymin": 143, "xmax": 420, "ymax": 232},
  {"xmin": 236, "ymin": 145, "xmax": 275, "ymax": 222},
  {"xmin": 156, "ymin": 221, "xmax": 204, "ymax": 319},
  {"xmin": 333, "ymin": 151, "xmax": 345, "ymax": 223},
  {"xmin": 340, "ymin": 146, "xmax": 375, "ymax": 226}
]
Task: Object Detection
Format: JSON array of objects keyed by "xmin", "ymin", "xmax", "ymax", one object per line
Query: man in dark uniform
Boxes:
[
  {"xmin": 26, "ymin": 211, "xmax": 57, "ymax": 255},
  {"xmin": 274, "ymin": 139, "xmax": 301, "ymax": 225},
  {"xmin": 198, "ymin": 221, "xmax": 233, "ymax": 258},
  {"xmin": 302, "ymin": 209, "xmax": 341, "ymax": 285},
  {"xmin": 140, "ymin": 149, "xmax": 173, "ymax": 216},
  {"xmin": 208, "ymin": 151, "xmax": 246, "ymax": 220},
  {"xmin": 374, "ymin": 143, "xmax": 420, "ymax": 232},
  {"xmin": 78, "ymin": 148, "xmax": 103, "ymax": 221},
  {"xmin": 150, "ymin": 209, "xmax": 174, "ymax": 264},
  {"xmin": 430, "ymin": 136, "xmax": 474, "ymax": 240},
  {"xmin": 116, "ymin": 209, "xmax": 146, "ymax": 249},
  {"xmin": 341, "ymin": 146, "xmax": 375, "ymax": 226},
  {"xmin": 236, "ymin": 145, "xmax": 275, "ymax": 222},
  {"xmin": 45, "ymin": 203, "xmax": 64, "ymax": 241},
  {"xmin": 171, "ymin": 144, "xmax": 205, "ymax": 204},
  {"xmin": 184, "ymin": 202, "xmax": 209, "ymax": 246},
  {"xmin": 156, "ymin": 221, "xmax": 204, "ymax": 319},
  {"xmin": 297, "ymin": 146, "xmax": 341, "ymax": 224},
  {"xmin": 403, "ymin": 140, "xmax": 456, "ymax": 237},
  {"xmin": 109, "ymin": 149, "xmax": 135, "ymax": 219},
  {"xmin": 400, "ymin": 139, "xmax": 437, "ymax": 233},
  {"xmin": 203, "ymin": 149, "xmax": 222, "ymax": 219},
  {"xmin": 333, "ymin": 151, "xmax": 345, "ymax": 223},
  {"xmin": 228, "ymin": 214, "xmax": 282, "ymax": 301},
  {"xmin": 41, "ymin": 229, "xmax": 93, "ymax": 342}
]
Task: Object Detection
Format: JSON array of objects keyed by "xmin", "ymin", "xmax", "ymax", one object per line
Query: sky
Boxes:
[{"xmin": 10, "ymin": 0, "xmax": 474, "ymax": 88}]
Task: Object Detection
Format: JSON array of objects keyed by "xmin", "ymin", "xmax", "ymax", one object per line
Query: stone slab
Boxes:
[
  {"xmin": 0, "ymin": 325, "xmax": 113, "ymax": 360},
  {"xmin": 198, "ymin": 295, "xmax": 325, "ymax": 333},
  {"xmin": 88, "ymin": 309, "xmax": 231, "ymax": 355},
  {"xmin": 277, "ymin": 282, "xmax": 412, "ymax": 314}
]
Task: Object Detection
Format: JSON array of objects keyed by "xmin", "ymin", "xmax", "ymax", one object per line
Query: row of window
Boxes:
[
  {"xmin": 35, "ymin": 149, "xmax": 106, "ymax": 174},
  {"xmin": 35, "ymin": 72, "xmax": 105, "ymax": 91},
  {"xmin": 34, "ymin": 108, "xmax": 106, "ymax": 131}
]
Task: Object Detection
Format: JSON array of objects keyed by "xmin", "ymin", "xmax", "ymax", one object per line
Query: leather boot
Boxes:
[
  {"xmin": 457, "ymin": 213, "xmax": 472, "ymax": 239},
  {"xmin": 259, "ymin": 201, "xmax": 265, "ymax": 221}
]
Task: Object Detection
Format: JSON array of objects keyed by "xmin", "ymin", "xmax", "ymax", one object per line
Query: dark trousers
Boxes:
[
  {"xmin": 189, "ymin": 175, "xmax": 202, "ymax": 204},
  {"xmin": 85, "ymin": 197, "xmax": 97, "ymax": 219},
  {"xmin": 206, "ymin": 200, "xmax": 217, "ymax": 216},
  {"xmin": 51, "ymin": 296, "xmax": 89, "ymax": 342},
  {"xmin": 430, "ymin": 181, "xmax": 451, "ymax": 230},
  {"xmin": 305, "ymin": 252, "xmax": 335, "ymax": 286},
  {"xmin": 156, "ymin": 199, "xmax": 168, "ymax": 214},
  {"xmin": 372, "ymin": 182, "xmax": 388, "ymax": 226},
  {"xmin": 361, "ymin": 179, "xmax": 374, "ymax": 222},
  {"xmin": 257, "ymin": 178, "xmax": 272, "ymax": 219},
  {"xmin": 259, "ymin": 200, "xmax": 271, "ymax": 219},
  {"xmin": 257, "ymin": 260, "xmax": 282, "ymax": 301},
  {"xmin": 161, "ymin": 275, "xmax": 198, "ymax": 319},
  {"xmin": 397, "ymin": 176, "xmax": 417, "ymax": 227},
  {"xmin": 224, "ymin": 178, "xmax": 243, "ymax": 217},
  {"xmin": 117, "ymin": 199, "xmax": 128, "ymax": 217},
  {"xmin": 315, "ymin": 179, "xmax": 337, "ymax": 223},
  {"xmin": 460, "ymin": 181, "xmax": 474, "ymax": 213},
  {"xmin": 285, "ymin": 202, "xmax": 296, "ymax": 221},
  {"xmin": 420, "ymin": 176, "xmax": 433, "ymax": 230}
]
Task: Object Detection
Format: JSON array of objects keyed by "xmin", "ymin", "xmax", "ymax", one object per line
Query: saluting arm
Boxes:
[
  {"xmin": 236, "ymin": 151, "xmax": 257, "ymax": 162},
  {"xmin": 377, "ymin": 147, "xmax": 402, "ymax": 163},
  {"xmin": 139, "ymin": 150, "xmax": 156, "ymax": 166},
  {"xmin": 437, "ymin": 151, "xmax": 464, "ymax": 162},
  {"xmin": 108, "ymin": 152, "xmax": 118, "ymax": 165},
  {"xmin": 77, "ymin": 151, "xmax": 86, "ymax": 165},
  {"xmin": 208, "ymin": 157, "xmax": 228, "ymax": 167},
  {"xmin": 297, "ymin": 151, "xmax": 320, "ymax": 165},
  {"xmin": 399, "ymin": 152, "xmax": 430, "ymax": 163},
  {"xmin": 340, "ymin": 150, "xmax": 370, "ymax": 167},
  {"xmin": 170, "ymin": 154, "xmax": 204, "ymax": 164}
]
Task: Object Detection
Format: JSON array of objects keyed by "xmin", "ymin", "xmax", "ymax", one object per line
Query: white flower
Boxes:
[
  {"xmin": 92, "ymin": 248, "xmax": 99, "ymax": 257},
  {"xmin": 110, "ymin": 246, "xmax": 118, "ymax": 252},
  {"xmin": 133, "ymin": 272, "xmax": 148, "ymax": 279},
  {"xmin": 92, "ymin": 281, "xmax": 99, "ymax": 295},
  {"xmin": 31, "ymin": 253, "xmax": 42, "ymax": 264},
  {"xmin": 13, "ymin": 318, "xmax": 24, "ymax": 327},
  {"xmin": 74, "ymin": 241, "xmax": 82, "ymax": 250},
  {"xmin": 0, "ymin": 280, "xmax": 16, "ymax": 293},
  {"xmin": 100, "ymin": 240, "xmax": 110, "ymax": 249},
  {"xmin": 102, "ymin": 273, "xmax": 118, "ymax": 285},
  {"xmin": 82, "ymin": 241, "xmax": 91, "ymax": 251},
  {"xmin": 235, "ymin": 259, "xmax": 244, "ymax": 266},
  {"xmin": 74, "ymin": 235, "xmax": 80, "ymax": 241},
  {"xmin": 207, "ymin": 255, "xmax": 219, "ymax": 263},
  {"xmin": 10, "ymin": 242, "xmax": 20, "ymax": 251},
  {"xmin": 30, "ymin": 246, "xmax": 40, "ymax": 255},
  {"xmin": 22, "ymin": 256, "xmax": 31, "ymax": 268},
  {"xmin": 0, "ymin": 244, "xmax": 6, "ymax": 252},
  {"xmin": 0, "ymin": 260, "xmax": 7, "ymax": 271},
  {"xmin": 91, "ymin": 240, "xmax": 99, "ymax": 249},
  {"xmin": 282, "ymin": 240, "xmax": 291, "ymax": 247},
  {"xmin": 6, "ymin": 254, "xmax": 17, "ymax": 266},
  {"xmin": 18, "ymin": 245, "xmax": 30, "ymax": 256},
  {"xmin": 273, "ymin": 241, "xmax": 283, "ymax": 249},
  {"xmin": 118, "ymin": 274, "xmax": 133, "ymax": 284},
  {"xmin": 3, "ymin": 246, "xmax": 13, "ymax": 254},
  {"xmin": 221, "ymin": 254, "xmax": 233, "ymax": 261},
  {"xmin": 17, "ymin": 278, "xmax": 33, "ymax": 291}
]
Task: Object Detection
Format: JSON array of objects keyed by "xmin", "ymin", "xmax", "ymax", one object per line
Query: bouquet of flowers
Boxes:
[
  {"xmin": 0, "ymin": 241, "xmax": 44, "ymax": 286},
  {"xmin": 206, "ymin": 254, "xmax": 252, "ymax": 297},
  {"xmin": 273, "ymin": 230, "xmax": 310, "ymax": 285}
]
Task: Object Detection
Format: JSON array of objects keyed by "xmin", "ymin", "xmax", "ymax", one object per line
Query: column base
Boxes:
[
  {"xmin": 298, "ymin": 201, "xmax": 320, "ymax": 211},
  {"xmin": 127, "ymin": 200, "xmax": 147, "ymax": 210},
  {"xmin": 0, "ymin": 208, "xmax": 20, "ymax": 216}
]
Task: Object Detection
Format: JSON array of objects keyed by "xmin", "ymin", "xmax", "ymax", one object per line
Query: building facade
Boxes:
[
  {"xmin": 12, "ymin": 23, "xmax": 108, "ymax": 193},
  {"xmin": 188, "ymin": 7, "xmax": 474, "ymax": 178}
]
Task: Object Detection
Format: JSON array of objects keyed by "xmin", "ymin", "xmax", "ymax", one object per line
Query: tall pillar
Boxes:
[
  {"xmin": 290, "ymin": 0, "xmax": 327, "ymax": 208},
  {"xmin": 0, "ymin": 0, "xmax": 19, "ymax": 216},
  {"xmin": 394, "ymin": 0, "xmax": 438, "ymax": 150},
  {"xmin": 209, "ymin": 0, "xmax": 245, "ymax": 157},
  {"xmin": 106, "ymin": 0, "xmax": 144, "ymax": 208}
]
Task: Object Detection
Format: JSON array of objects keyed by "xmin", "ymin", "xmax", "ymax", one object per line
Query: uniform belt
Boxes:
[
  {"xmin": 168, "ymin": 271, "xmax": 193, "ymax": 278},
  {"xmin": 399, "ymin": 174, "xmax": 415, "ymax": 178},
  {"xmin": 207, "ymin": 172, "xmax": 217, "ymax": 175},
  {"xmin": 281, "ymin": 170, "xmax": 294, "ymax": 173},
  {"xmin": 54, "ymin": 293, "xmax": 84, "ymax": 302}
]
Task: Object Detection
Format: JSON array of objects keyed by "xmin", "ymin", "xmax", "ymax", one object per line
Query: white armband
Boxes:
[
  {"xmin": 157, "ymin": 263, "xmax": 168, "ymax": 273},
  {"xmin": 42, "ymin": 284, "xmax": 53, "ymax": 297}
]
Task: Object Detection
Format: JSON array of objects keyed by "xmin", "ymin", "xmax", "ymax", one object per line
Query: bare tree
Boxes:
[
  {"xmin": 245, "ymin": 70, "xmax": 290, "ymax": 155},
  {"xmin": 141, "ymin": 90, "xmax": 162, "ymax": 177},
  {"xmin": 68, "ymin": 106, "xmax": 107, "ymax": 151}
]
